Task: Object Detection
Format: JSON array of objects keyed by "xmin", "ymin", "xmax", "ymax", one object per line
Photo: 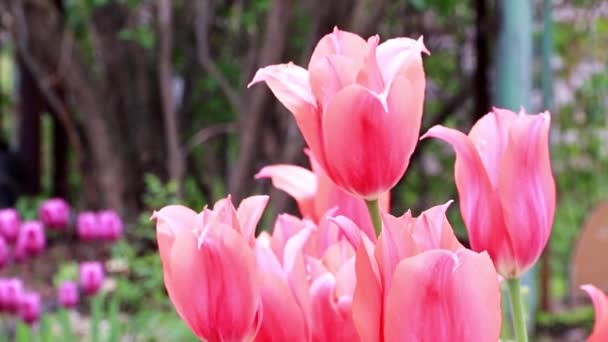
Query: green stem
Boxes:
[
  {"xmin": 365, "ymin": 199, "xmax": 382, "ymax": 237},
  {"xmin": 506, "ymin": 278, "xmax": 528, "ymax": 342}
]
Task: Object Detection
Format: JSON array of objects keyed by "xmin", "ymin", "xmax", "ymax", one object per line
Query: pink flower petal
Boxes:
[
  {"xmin": 255, "ymin": 165, "xmax": 317, "ymax": 219},
  {"xmin": 236, "ymin": 195, "xmax": 269, "ymax": 244},
  {"xmin": 167, "ymin": 223, "xmax": 259, "ymax": 341},
  {"xmin": 308, "ymin": 27, "xmax": 367, "ymax": 70},
  {"xmin": 352, "ymin": 240, "xmax": 383, "ymax": 342},
  {"xmin": 384, "ymin": 250, "xmax": 501, "ymax": 342},
  {"xmin": 581, "ymin": 284, "xmax": 608, "ymax": 342},
  {"xmin": 498, "ymin": 111, "xmax": 555, "ymax": 276}
]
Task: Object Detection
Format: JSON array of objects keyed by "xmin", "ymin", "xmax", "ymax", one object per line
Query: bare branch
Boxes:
[
  {"xmin": 158, "ymin": 0, "xmax": 185, "ymax": 191},
  {"xmin": 195, "ymin": 0, "xmax": 243, "ymax": 113},
  {"xmin": 187, "ymin": 123, "xmax": 236, "ymax": 152}
]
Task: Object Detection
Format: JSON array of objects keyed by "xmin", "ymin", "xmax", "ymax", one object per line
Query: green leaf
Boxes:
[
  {"xmin": 58, "ymin": 309, "xmax": 75, "ymax": 342},
  {"xmin": 91, "ymin": 295, "xmax": 103, "ymax": 342},
  {"xmin": 15, "ymin": 321, "xmax": 31, "ymax": 342},
  {"xmin": 108, "ymin": 297, "xmax": 120, "ymax": 342}
]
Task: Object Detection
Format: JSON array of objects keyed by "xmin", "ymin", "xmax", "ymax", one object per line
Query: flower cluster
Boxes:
[
  {"xmin": 154, "ymin": 28, "xmax": 605, "ymax": 341},
  {"xmin": 0, "ymin": 198, "xmax": 115, "ymax": 326}
]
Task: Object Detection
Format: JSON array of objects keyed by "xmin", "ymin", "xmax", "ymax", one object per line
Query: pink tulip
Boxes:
[
  {"xmin": 77, "ymin": 212, "xmax": 99, "ymax": 241},
  {"xmin": 254, "ymin": 217, "xmax": 360, "ymax": 341},
  {"xmin": 17, "ymin": 221, "xmax": 46, "ymax": 257},
  {"xmin": 79, "ymin": 262, "xmax": 105, "ymax": 296},
  {"xmin": 249, "ymin": 27, "xmax": 428, "ymax": 199},
  {"xmin": 0, "ymin": 278, "xmax": 23, "ymax": 313},
  {"xmin": 39, "ymin": 198, "xmax": 71, "ymax": 230},
  {"xmin": 0, "ymin": 208, "xmax": 20, "ymax": 243},
  {"xmin": 153, "ymin": 195, "xmax": 268, "ymax": 342},
  {"xmin": 19, "ymin": 291, "xmax": 41, "ymax": 325},
  {"xmin": 581, "ymin": 284, "xmax": 608, "ymax": 342},
  {"xmin": 98, "ymin": 210, "xmax": 123, "ymax": 242},
  {"xmin": 328, "ymin": 203, "xmax": 501, "ymax": 341},
  {"xmin": 0, "ymin": 236, "xmax": 7, "ymax": 268},
  {"xmin": 423, "ymin": 108, "xmax": 555, "ymax": 278},
  {"xmin": 58, "ymin": 281, "xmax": 79, "ymax": 309},
  {"xmin": 256, "ymin": 150, "xmax": 389, "ymax": 241}
]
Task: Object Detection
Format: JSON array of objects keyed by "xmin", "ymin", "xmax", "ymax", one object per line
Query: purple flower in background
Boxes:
[
  {"xmin": 19, "ymin": 291, "xmax": 41, "ymax": 325},
  {"xmin": 39, "ymin": 198, "xmax": 71, "ymax": 230},
  {"xmin": 58, "ymin": 281, "xmax": 79, "ymax": 309},
  {"xmin": 0, "ymin": 208, "xmax": 20, "ymax": 243},
  {"xmin": 0, "ymin": 236, "xmax": 7, "ymax": 268},
  {"xmin": 79, "ymin": 261, "xmax": 104, "ymax": 296},
  {"xmin": 0, "ymin": 278, "xmax": 23, "ymax": 313},
  {"xmin": 17, "ymin": 221, "xmax": 45, "ymax": 257},
  {"xmin": 77, "ymin": 212, "xmax": 99, "ymax": 241},
  {"xmin": 99, "ymin": 210, "xmax": 123, "ymax": 242}
]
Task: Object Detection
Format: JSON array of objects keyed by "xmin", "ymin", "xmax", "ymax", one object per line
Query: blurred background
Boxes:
[{"xmin": 0, "ymin": 0, "xmax": 606, "ymax": 340}]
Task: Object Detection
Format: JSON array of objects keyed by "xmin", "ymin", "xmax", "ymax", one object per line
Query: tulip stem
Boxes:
[
  {"xmin": 506, "ymin": 277, "xmax": 528, "ymax": 342},
  {"xmin": 365, "ymin": 199, "xmax": 382, "ymax": 237}
]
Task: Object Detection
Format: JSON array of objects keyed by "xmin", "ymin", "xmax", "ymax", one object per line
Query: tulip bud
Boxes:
[
  {"xmin": 0, "ymin": 278, "xmax": 24, "ymax": 313},
  {"xmin": 98, "ymin": 210, "xmax": 123, "ymax": 242},
  {"xmin": 57, "ymin": 281, "xmax": 79, "ymax": 309},
  {"xmin": 423, "ymin": 108, "xmax": 555, "ymax": 278},
  {"xmin": 19, "ymin": 292, "xmax": 41, "ymax": 325},
  {"xmin": 0, "ymin": 208, "xmax": 20, "ymax": 243},
  {"xmin": 39, "ymin": 198, "xmax": 71, "ymax": 230},
  {"xmin": 77, "ymin": 212, "xmax": 99, "ymax": 241},
  {"xmin": 79, "ymin": 262, "xmax": 105, "ymax": 296},
  {"xmin": 17, "ymin": 221, "xmax": 46, "ymax": 257}
]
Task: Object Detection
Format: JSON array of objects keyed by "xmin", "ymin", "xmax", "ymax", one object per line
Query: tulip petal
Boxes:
[
  {"xmin": 167, "ymin": 223, "xmax": 259, "ymax": 341},
  {"xmin": 310, "ymin": 273, "xmax": 360, "ymax": 342},
  {"xmin": 153, "ymin": 205, "xmax": 199, "ymax": 274},
  {"xmin": 323, "ymin": 76, "xmax": 418, "ymax": 198},
  {"xmin": 376, "ymin": 36, "xmax": 428, "ymax": 85},
  {"xmin": 581, "ymin": 284, "xmax": 608, "ymax": 342},
  {"xmin": 414, "ymin": 201, "xmax": 463, "ymax": 252},
  {"xmin": 352, "ymin": 240, "xmax": 382, "ymax": 342},
  {"xmin": 309, "ymin": 55, "xmax": 359, "ymax": 109},
  {"xmin": 255, "ymin": 271, "xmax": 308, "ymax": 341},
  {"xmin": 248, "ymin": 63, "xmax": 316, "ymax": 112},
  {"xmin": 255, "ymin": 165, "xmax": 317, "ymax": 219},
  {"xmin": 498, "ymin": 112, "xmax": 555, "ymax": 276},
  {"xmin": 308, "ymin": 27, "xmax": 367, "ymax": 70},
  {"xmin": 384, "ymin": 250, "xmax": 501, "ymax": 342},
  {"xmin": 270, "ymin": 214, "xmax": 308, "ymax": 260},
  {"xmin": 468, "ymin": 108, "xmax": 518, "ymax": 185},
  {"xmin": 283, "ymin": 228, "xmax": 313, "ymax": 337},
  {"xmin": 237, "ymin": 195, "xmax": 269, "ymax": 243},
  {"xmin": 249, "ymin": 63, "xmax": 324, "ymax": 158},
  {"xmin": 356, "ymin": 36, "xmax": 384, "ymax": 93}
]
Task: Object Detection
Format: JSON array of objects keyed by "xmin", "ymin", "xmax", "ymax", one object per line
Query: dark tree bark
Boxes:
[
  {"xmin": 16, "ymin": 57, "xmax": 42, "ymax": 195},
  {"xmin": 10, "ymin": 0, "xmax": 167, "ymax": 219},
  {"xmin": 474, "ymin": 0, "xmax": 490, "ymax": 119}
]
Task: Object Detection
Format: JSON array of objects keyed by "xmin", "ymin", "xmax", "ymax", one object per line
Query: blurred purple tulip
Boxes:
[
  {"xmin": 58, "ymin": 281, "xmax": 79, "ymax": 309},
  {"xmin": 19, "ymin": 291, "xmax": 41, "ymax": 325},
  {"xmin": 0, "ymin": 278, "xmax": 23, "ymax": 313},
  {"xmin": 77, "ymin": 212, "xmax": 99, "ymax": 241},
  {"xmin": 0, "ymin": 236, "xmax": 7, "ymax": 268},
  {"xmin": 79, "ymin": 261, "xmax": 104, "ymax": 296},
  {"xmin": 0, "ymin": 208, "xmax": 20, "ymax": 243},
  {"xmin": 39, "ymin": 198, "xmax": 71, "ymax": 230},
  {"xmin": 99, "ymin": 210, "xmax": 123, "ymax": 242},
  {"xmin": 17, "ymin": 221, "xmax": 45, "ymax": 257}
]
